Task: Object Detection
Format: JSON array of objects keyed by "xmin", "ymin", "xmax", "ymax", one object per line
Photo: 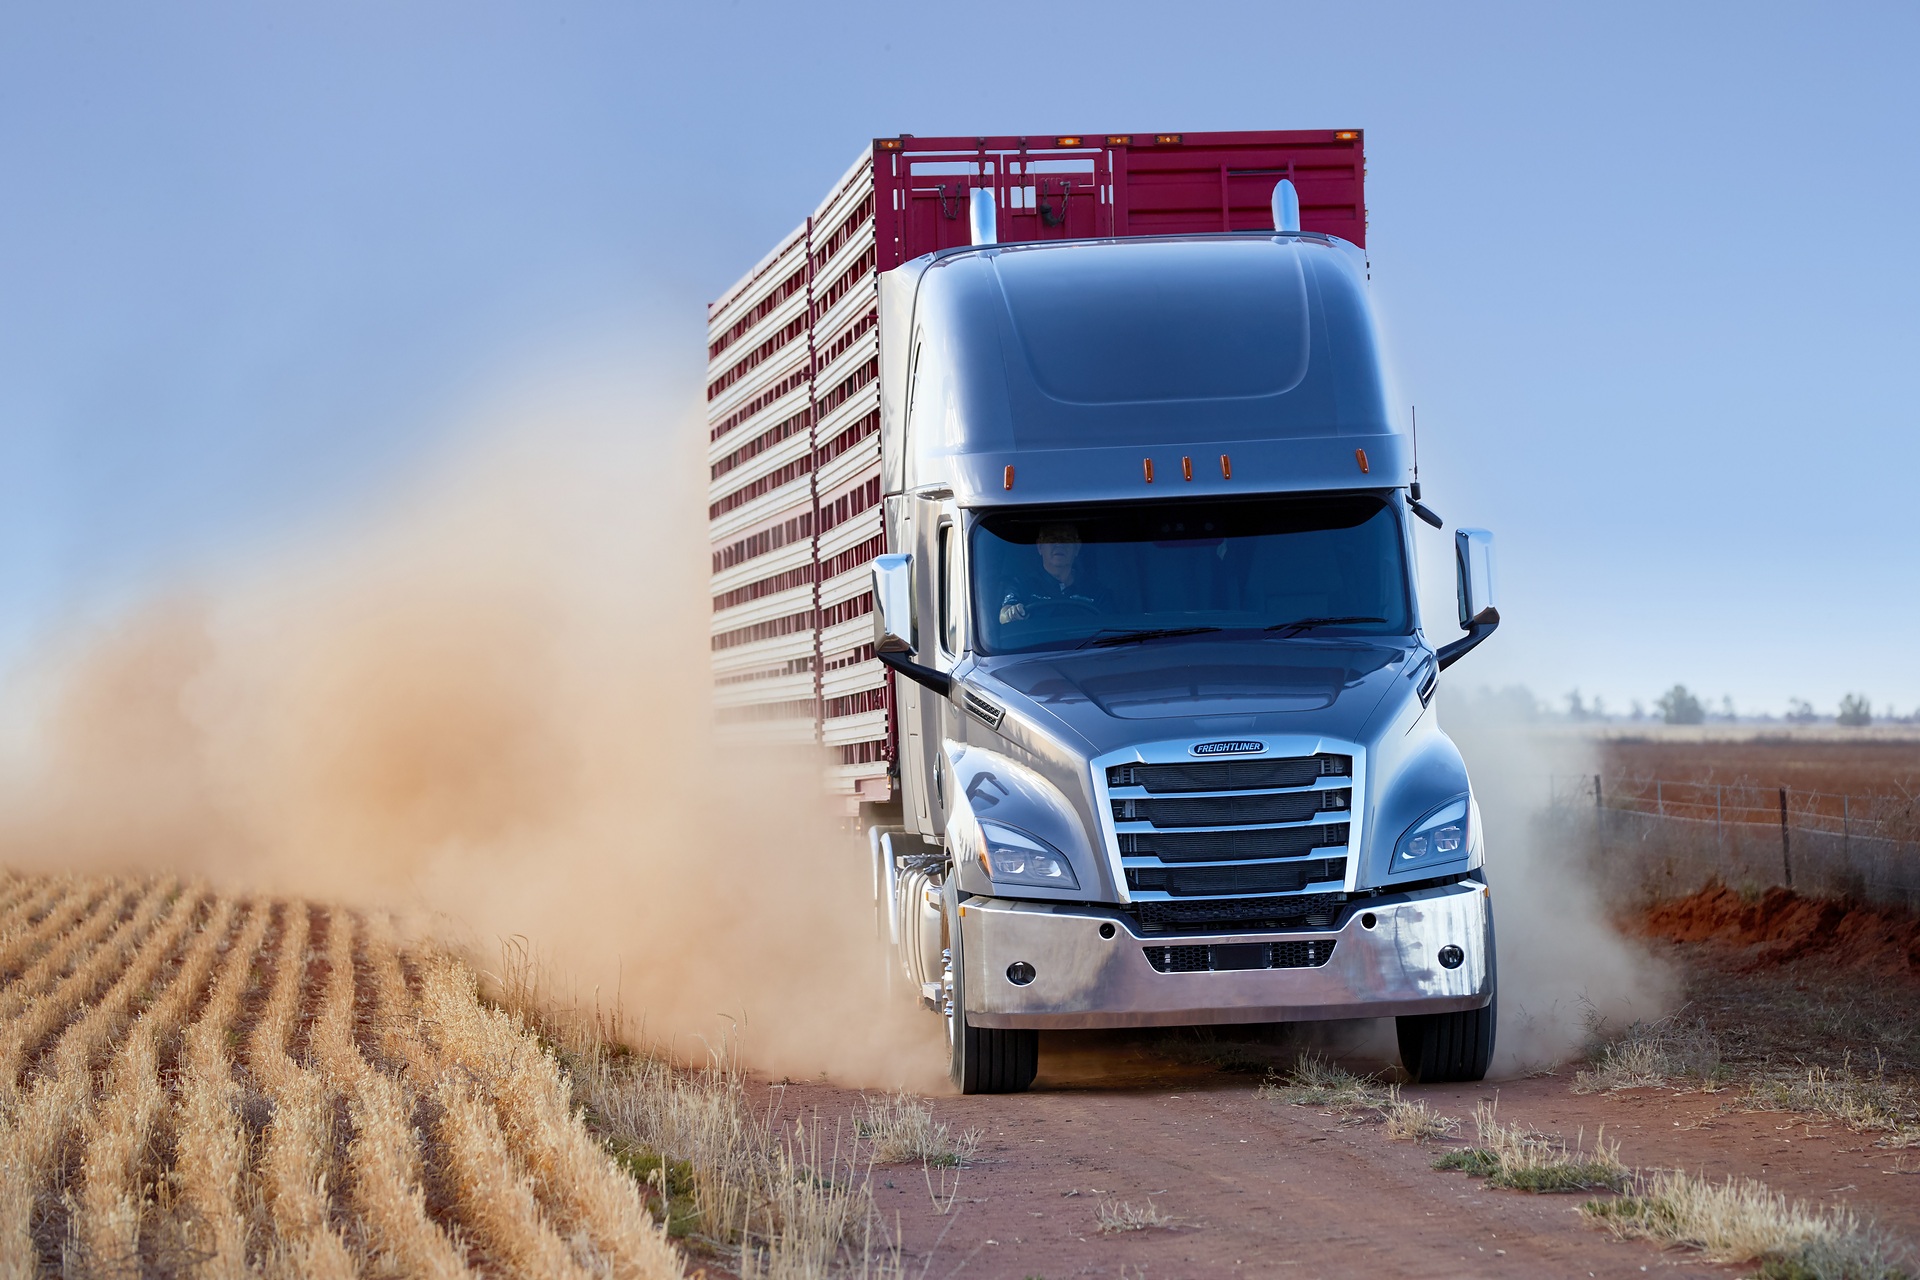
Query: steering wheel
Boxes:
[{"xmin": 1020, "ymin": 598, "xmax": 1102, "ymax": 620}]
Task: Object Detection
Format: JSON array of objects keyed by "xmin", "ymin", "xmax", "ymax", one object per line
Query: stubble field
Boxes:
[{"xmin": 0, "ymin": 874, "xmax": 685, "ymax": 1280}]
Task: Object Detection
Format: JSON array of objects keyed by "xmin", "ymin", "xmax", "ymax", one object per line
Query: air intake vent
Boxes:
[
  {"xmin": 960, "ymin": 688, "xmax": 1005, "ymax": 730},
  {"xmin": 1144, "ymin": 938, "xmax": 1335, "ymax": 973}
]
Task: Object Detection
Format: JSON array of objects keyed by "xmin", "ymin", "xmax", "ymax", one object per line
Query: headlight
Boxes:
[
  {"xmin": 976, "ymin": 820, "xmax": 1080, "ymax": 889},
  {"xmin": 1395, "ymin": 795, "xmax": 1470, "ymax": 866}
]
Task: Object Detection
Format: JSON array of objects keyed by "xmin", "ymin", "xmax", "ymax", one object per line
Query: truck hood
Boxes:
[{"xmin": 973, "ymin": 636, "xmax": 1410, "ymax": 758}]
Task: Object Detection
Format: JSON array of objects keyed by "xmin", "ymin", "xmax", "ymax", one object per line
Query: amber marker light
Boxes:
[
  {"xmin": 1355, "ymin": 448, "xmax": 1370, "ymax": 473},
  {"xmin": 1220, "ymin": 454, "xmax": 1232, "ymax": 479},
  {"xmin": 1154, "ymin": 133, "xmax": 1182, "ymax": 145},
  {"xmin": 1143, "ymin": 458, "xmax": 1155, "ymax": 483},
  {"xmin": 1181, "ymin": 456, "xmax": 1193, "ymax": 481},
  {"xmin": 1335, "ymin": 130, "xmax": 1360, "ymax": 141},
  {"xmin": 1003, "ymin": 464, "xmax": 1015, "ymax": 490},
  {"xmin": 1055, "ymin": 136, "xmax": 1083, "ymax": 147},
  {"xmin": 876, "ymin": 138, "xmax": 903, "ymax": 150},
  {"xmin": 1106, "ymin": 135, "xmax": 1132, "ymax": 145}
]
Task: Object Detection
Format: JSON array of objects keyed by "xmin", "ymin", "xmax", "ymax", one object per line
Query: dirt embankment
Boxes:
[{"xmin": 1637, "ymin": 882, "xmax": 1920, "ymax": 975}]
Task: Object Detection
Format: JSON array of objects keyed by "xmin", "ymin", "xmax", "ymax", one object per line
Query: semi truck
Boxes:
[{"xmin": 705, "ymin": 130, "xmax": 1500, "ymax": 1093}]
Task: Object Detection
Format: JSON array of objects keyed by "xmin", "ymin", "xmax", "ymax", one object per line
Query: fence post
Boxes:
[
  {"xmin": 1657, "ymin": 780, "xmax": 1664, "ymax": 817},
  {"xmin": 1593, "ymin": 773, "xmax": 1601, "ymax": 808},
  {"xmin": 1843, "ymin": 793, "xmax": 1851, "ymax": 857},
  {"xmin": 1778, "ymin": 786, "xmax": 1793, "ymax": 888},
  {"xmin": 1716, "ymin": 784, "xmax": 1723, "ymax": 851}
]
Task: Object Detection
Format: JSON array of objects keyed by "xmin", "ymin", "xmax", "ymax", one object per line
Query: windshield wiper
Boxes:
[
  {"xmin": 1081, "ymin": 626, "xmax": 1223, "ymax": 649},
  {"xmin": 1263, "ymin": 615, "xmax": 1387, "ymax": 637}
]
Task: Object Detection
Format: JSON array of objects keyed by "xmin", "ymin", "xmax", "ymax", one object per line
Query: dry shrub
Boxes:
[
  {"xmin": 1256, "ymin": 1054, "xmax": 1392, "ymax": 1109},
  {"xmin": 855, "ymin": 1092, "xmax": 980, "ymax": 1166},
  {"xmin": 1433, "ymin": 1102, "xmax": 1628, "ymax": 1193},
  {"xmin": 1382, "ymin": 1087, "xmax": 1457, "ymax": 1142},
  {"xmin": 577, "ymin": 1042, "xmax": 900, "ymax": 1280},
  {"xmin": 1584, "ymin": 1168, "xmax": 1913, "ymax": 1278},
  {"xmin": 1575, "ymin": 1010, "xmax": 1724, "ymax": 1093},
  {"xmin": 1095, "ymin": 1197, "xmax": 1177, "ymax": 1234},
  {"xmin": 1747, "ymin": 1062, "xmax": 1920, "ymax": 1146}
]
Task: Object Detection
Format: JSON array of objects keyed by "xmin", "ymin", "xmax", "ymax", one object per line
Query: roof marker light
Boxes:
[
  {"xmin": 876, "ymin": 138, "xmax": 903, "ymax": 150},
  {"xmin": 1335, "ymin": 131, "xmax": 1360, "ymax": 141},
  {"xmin": 1055, "ymin": 136, "xmax": 1083, "ymax": 147},
  {"xmin": 1220, "ymin": 454, "xmax": 1232, "ymax": 480},
  {"xmin": 1106, "ymin": 134, "xmax": 1131, "ymax": 145},
  {"xmin": 1143, "ymin": 458, "xmax": 1155, "ymax": 483},
  {"xmin": 1154, "ymin": 133, "xmax": 1182, "ymax": 145},
  {"xmin": 1003, "ymin": 464, "xmax": 1015, "ymax": 491},
  {"xmin": 1181, "ymin": 456, "xmax": 1193, "ymax": 481},
  {"xmin": 1355, "ymin": 448, "xmax": 1370, "ymax": 474}
]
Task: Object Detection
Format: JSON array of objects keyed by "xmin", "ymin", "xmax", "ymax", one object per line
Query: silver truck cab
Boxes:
[{"xmin": 868, "ymin": 205, "xmax": 1500, "ymax": 1093}]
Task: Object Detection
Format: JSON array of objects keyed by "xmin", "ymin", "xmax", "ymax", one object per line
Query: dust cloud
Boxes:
[
  {"xmin": 0, "ymin": 387, "xmax": 945, "ymax": 1090},
  {"xmin": 1441, "ymin": 691, "xmax": 1678, "ymax": 1075}
]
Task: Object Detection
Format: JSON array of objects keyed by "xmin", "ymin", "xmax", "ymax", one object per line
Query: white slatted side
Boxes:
[{"xmin": 706, "ymin": 150, "xmax": 893, "ymax": 806}]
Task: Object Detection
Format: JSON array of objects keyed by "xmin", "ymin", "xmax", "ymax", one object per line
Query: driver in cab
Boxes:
[{"xmin": 997, "ymin": 524, "xmax": 1107, "ymax": 624}]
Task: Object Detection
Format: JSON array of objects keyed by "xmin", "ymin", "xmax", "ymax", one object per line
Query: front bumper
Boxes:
[{"xmin": 961, "ymin": 880, "xmax": 1492, "ymax": 1030}]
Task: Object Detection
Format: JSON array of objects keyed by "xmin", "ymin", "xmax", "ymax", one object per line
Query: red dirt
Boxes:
[
  {"xmin": 1639, "ymin": 883, "xmax": 1920, "ymax": 975},
  {"xmin": 759, "ymin": 1063, "xmax": 1920, "ymax": 1279}
]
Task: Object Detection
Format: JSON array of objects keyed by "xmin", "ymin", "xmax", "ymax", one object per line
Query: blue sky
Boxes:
[{"xmin": 3, "ymin": 0, "xmax": 1916, "ymax": 716}]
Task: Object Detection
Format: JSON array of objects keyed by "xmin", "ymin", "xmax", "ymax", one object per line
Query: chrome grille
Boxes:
[
  {"xmin": 1112, "ymin": 789, "xmax": 1347, "ymax": 827},
  {"xmin": 1119, "ymin": 823, "xmax": 1347, "ymax": 864},
  {"xmin": 1108, "ymin": 754, "xmax": 1349, "ymax": 792},
  {"xmin": 1104, "ymin": 747, "xmax": 1360, "ymax": 936},
  {"xmin": 1127, "ymin": 857, "xmax": 1345, "ymax": 897}
]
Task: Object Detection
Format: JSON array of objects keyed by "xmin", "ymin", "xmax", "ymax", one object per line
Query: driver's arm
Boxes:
[{"xmin": 998, "ymin": 587, "xmax": 1026, "ymax": 625}]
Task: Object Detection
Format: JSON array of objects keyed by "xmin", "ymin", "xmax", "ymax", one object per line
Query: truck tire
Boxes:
[
  {"xmin": 945, "ymin": 890, "xmax": 1037, "ymax": 1094},
  {"xmin": 1396, "ymin": 948, "xmax": 1497, "ymax": 1083}
]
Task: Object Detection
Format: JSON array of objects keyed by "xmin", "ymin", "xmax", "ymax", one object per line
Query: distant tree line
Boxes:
[{"xmin": 1559, "ymin": 685, "xmax": 1904, "ymax": 726}]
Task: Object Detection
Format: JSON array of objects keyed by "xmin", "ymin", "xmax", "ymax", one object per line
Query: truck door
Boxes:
[{"xmin": 898, "ymin": 493, "xmax": 962, "ymax": 837}]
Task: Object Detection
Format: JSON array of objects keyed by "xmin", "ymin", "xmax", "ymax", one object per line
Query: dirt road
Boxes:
[{"xmin": 766, "ymin": 1027, "xmax": 1919, "ymax": 1279}]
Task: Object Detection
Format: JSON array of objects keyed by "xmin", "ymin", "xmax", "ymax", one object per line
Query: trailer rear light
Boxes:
[
  {"xmin": 1154, "ymin": 134, "xmax": 1182, "ymax": 145},
  {"xmin": 1054, "ymin": 135, "xmax": 1083, "ymax": 147}
]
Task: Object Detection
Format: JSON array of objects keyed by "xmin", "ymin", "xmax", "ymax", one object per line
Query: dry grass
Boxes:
[
  {"xmin": 1256, "ymin": 1054, "xmax": 1392, "ymax": 1109},
  {"xmin": 1432, "ymin": 1102, "xmax": 1630, "ymax": 1193},
  {"xmin": 856, "ymin": 1091, "xmax": 981, "ymax": 1167},
  {"xmin": 1575, "ymin": 1011, "xmax": 1726, "ymax": 1093},
  {"xmin": 1584, "ymin": 1168, "xmax": 1914, "ymax": 1278},
  {"xmin": 1095, "ymin": 1197, "xmax": 1177, "ymax": 1233},
  {"xmin": 1382, "ymin": 1087, "xmax": 1458, "ymax": 1142},
  {"xmin": 1746, "ymin": 1062, "xmax": 1920, "ymax": 1147}
]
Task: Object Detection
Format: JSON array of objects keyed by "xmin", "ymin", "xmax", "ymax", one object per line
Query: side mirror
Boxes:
[
  {"xmin": 870, "ymin": 554, "xmax": 952, "ymax": 696},
  {"xmin": 1437, "ymin": 528, "xmax": 1500, "ymax": 671},
  {"xmin": 1454, "ymin": 528, "xmax": 1497, "ymax": 627},
  {"xmin": 872, "ymin": 553, "xmax": 916, "ymax": 653}
]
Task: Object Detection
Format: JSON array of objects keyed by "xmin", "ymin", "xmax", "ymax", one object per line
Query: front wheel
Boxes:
[
  {"xmin": 1395, "ymin": 952, "xmax": 1496, "ymax": 1084},
  {"xmin": 944, "ymin": 884, "xmax": 1037, "ymax": 1094}
]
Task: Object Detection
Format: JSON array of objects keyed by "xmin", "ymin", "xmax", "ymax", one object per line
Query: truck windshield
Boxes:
[{"xmin": 970, "ymin": 495, "xmax": 1410, "ymax": 655}]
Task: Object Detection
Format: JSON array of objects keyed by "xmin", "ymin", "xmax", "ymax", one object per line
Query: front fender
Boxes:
[{"xmin": 944, "ymin": 742, "xmax": 1104, "ymax": 901}]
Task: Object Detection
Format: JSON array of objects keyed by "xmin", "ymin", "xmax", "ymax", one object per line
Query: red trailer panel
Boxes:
[{"xmin": 706, "ymin": 130, "xmax": 1366, "ymax": 809}]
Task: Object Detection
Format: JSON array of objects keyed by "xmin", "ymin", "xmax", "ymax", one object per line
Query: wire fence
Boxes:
[{"xmin": 1546, "ymin": 774, "xmax": 1920, "ymax": 913}]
